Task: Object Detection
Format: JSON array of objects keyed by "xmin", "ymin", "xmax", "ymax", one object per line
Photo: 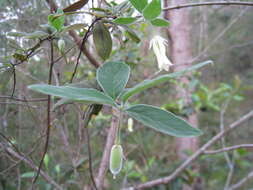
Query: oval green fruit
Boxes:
[
  {"xmin": 109, "ymin": 144, "xmax": 123, "ymax": 179},
  {"xmin": 93, "ymin": 21, "xmax": 112, "ymax": 60}
]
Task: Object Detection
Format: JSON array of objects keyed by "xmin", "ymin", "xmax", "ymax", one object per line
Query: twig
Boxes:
[
  {"xmin": 204, "ymin": 144, "xmax": 253, "ymax": 154},
  {"xmin": 123, "ymin": 109, "xmax": 253, "ymax": 190},
  {"xmin": 96, "ymin": 108, "xmax": 119, "ymax": 190},
  {"xmin": 0, "ymin": 96, "xmax": 47, "ymax": 102},
  {"xmin": 228, "ymin": 170, "xmax": 253, "ymax": 190},
  {"xmin": 83, "ymin": 105, "xmax": 98, "ymax": 190},
  {"xmin": 190, "ymin": 7, "xmax": 249, "ymax": 63},
  {"xmin": 31, "ymin": 38, "xmax": 55, "ymax": 187},
  {"xmin": 4, "ymin": 147, "xmax": 63, "ymax": 190},
  {"xmin": 70, "ymin": 18, "xmax": 101, "ymax": 83},
  {"xmin": 13, "ymin": 36, "xmax": 51, "ymax": 67},
  {"xmin": 163, "ymin": 1, "xmax": 253, "ymax": 11},
  {"xmin": 10, "ymin": 62, "xmax": 16, "ymax": 97},
  {"xmin": 219, "ymin": 96, "xmax": 234, "ymax": 189},
  {"xmin": 0, "ymin": 102, "xmax": 38, "ymax": 108}
]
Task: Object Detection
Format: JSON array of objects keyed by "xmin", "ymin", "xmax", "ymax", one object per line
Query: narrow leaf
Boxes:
[
  {"xmin": 126, "ymin": 104, "xmax": 202, "ymax": 137},
  {"xmin": 120, "ymin": 25, "xmax": 140, "ymax": 43},
  {"xmin": 129, "ymin": 0, "xmax": 147, "ymax": 12},
  {"xmin": 93, "ymin": 21, "xmax": 112, "ymax": 60},
  {"xmin": 28, "ymin": 84, "xmax": 116, "ymax": 106},
  {"xmin": 121, "ymin": 60, "xmax": 213, "ymax": 101},
  {"xmin": 97, "ymin": 62, "xmax": 130, "ymax": 99},
  {"xmin": 143, "ymin": 0, "xmax": 161, "ymax": 20},
  {"xmin": 62, "ymin": 23, "xmax": 87, "ymax": 33},
  {"xmin": 151, "ymin": 18, "xmax": 170, "ymax": 27},
  {"xmin": 113, "ymin": 17, "xmax": 137, "ymax": 25}
]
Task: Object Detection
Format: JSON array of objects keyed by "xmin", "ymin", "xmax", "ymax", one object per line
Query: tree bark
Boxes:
[{"xmin": 164, "ymin": 0, "xmax": 200, "ymax": 189}]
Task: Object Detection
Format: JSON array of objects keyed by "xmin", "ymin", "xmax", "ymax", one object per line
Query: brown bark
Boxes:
[{"xmin": 164, "ymin": 0, "xmax": 200, "ymax": 189}]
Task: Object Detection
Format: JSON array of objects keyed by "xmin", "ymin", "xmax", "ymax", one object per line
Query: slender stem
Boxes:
[
  {"xmin": 31, "ymin": 38, "xmax": 54, "ymax": 188},
  {"xmin": 163, "ymin": 1, "xmax": 253, "ymax": 11},
  {"xmin": 204, "ymin": 144, "xmax": 253, "ymax": 154},
  {"xmin": 83, "ymin": 105, "xmax": 98, "ymax": 190}
]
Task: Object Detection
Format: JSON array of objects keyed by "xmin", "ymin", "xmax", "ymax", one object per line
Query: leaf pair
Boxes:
[
  {"xmin": 129, "ymin": 0, "xmax": 170, "ymax": 27},
  {"xmin": 28, "ymin": 61, "xmax": 212, "ymax": 137}
]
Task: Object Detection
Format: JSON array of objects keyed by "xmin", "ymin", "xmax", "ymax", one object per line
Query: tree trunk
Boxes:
[{"xmin": 164, "ymin": 0, "xmax": 201, "ymax": 189}]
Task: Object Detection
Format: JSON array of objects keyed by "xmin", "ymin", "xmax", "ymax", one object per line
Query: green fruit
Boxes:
[
  {"xmin": 109, "ymin": 144, "xmax": 123, "ymax": 179},
  {"xmin": 93, "ymin": 21, "xmax": 112, "ymax": 60}
]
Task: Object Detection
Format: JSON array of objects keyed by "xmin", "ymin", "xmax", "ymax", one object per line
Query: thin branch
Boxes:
[
  {"xmin": 228, "ymin": 170, "xmax": 253, "ymax": 190},
  {"xmin": 45, "ymin": 0, "xmax": 101, "ymax": 68},
  {"xmin": 10, "ymin": 62, "xmax": 16, "ymax": 97},
  {"xmin": 32, "ymin": 38, "xmax": 55, "ymax": 187},
  {"xmin": 83, "ymin": 105, "xmax": 98, "ymax": 190},
  {"xmin": 191, "ymin": 7, "xmax": 249, "ymax": 63},
  {"xmin": 70, "ymin": 18, "xmax": 101, "ymax": 83},
  {"xmin": 123, "ymin": 109, "xmax": 253, "ymax": 190},
  {"xmin": 0, "ymin": 96, "xmax": 47, "ymax": 102},
  {"xmin": 204, "ymin": 144, "xmax": 253, "ymax": 154},
  {"xmin": 163, "ymin": 1, "xmax": 253, "ymax": 11},
  {"xmin": 0, "ymin": 102, "xmax": 38, "ymax": 108},
  {"xmin": 4, "ymin": 147, "xmax": 63, "ymax": 190}
]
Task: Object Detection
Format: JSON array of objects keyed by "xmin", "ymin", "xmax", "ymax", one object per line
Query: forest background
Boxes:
[{"xmin": 0, "ymin": 0, "xmax": 253, "ymax": 190}]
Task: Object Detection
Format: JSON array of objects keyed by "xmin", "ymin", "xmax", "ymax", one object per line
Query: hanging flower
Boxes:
[{"xmin": 149, "ymin": 35, "xmax": 173, "ymax": 71}]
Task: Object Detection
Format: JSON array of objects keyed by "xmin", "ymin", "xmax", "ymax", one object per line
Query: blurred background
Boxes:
[{"xmin": 0, "ymin": 0, "xmax": 253, "ymax": 189}]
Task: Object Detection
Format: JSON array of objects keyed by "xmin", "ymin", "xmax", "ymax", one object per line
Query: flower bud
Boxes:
[
  {"xmin": 58, "ymin": 39, "xmax": 65, "ymax": 52},
  {"xmin": 109, "ymin": 144, "xmax": 123, "ymax": 179}
]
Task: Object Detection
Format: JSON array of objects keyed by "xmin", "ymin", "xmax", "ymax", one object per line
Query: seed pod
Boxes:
[
  {"xmin": 109, "ymin": 144, "xmax": 123, "ymax": 179},
  {"xmin": 58, "ymin": 39, "xmax": 65, "ymax": 53},
  {"xmin": 127, "ymin": 118, "xmax": 134, "ymax": 132},
  {"xmin": 93, "ymin": 21, "xmax": 112, "ymax": 60}
]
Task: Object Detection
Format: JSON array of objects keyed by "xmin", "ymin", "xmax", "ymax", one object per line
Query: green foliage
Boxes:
[
  {"xmin": 28, "ymin": 85, "xmax": 116, "ymax": 106},
  {"xmin": 126, "ymin": 104, "xmax": 202, "ymax": 137},
  {"xmin": 48, "ymin": 9, "xmax": 65, "ymax": 32},
  {"xmin": 97, "ymin": 61, "xmax": 130, "ymax": 100},
  {"xmin": 142, "ymin": 0, "xmax": 161, "ymax": 20},
  {"xmin": 29, "ymin": 61, "xmax": 208, "ymax": 137},
  {"xmin": 129, "ymin": 0, "xmax": 148, "ymax": 12},
  {"xmin": 121, "ymin": 60, "xmax": 213, "ymax": 102},
  {"xmin": 113, "ymin": 17, "xmax": 137, "ymax": 25},
  {"xmin": 150, "ymin": 18, "xmax": 170, "ymax": 27}
]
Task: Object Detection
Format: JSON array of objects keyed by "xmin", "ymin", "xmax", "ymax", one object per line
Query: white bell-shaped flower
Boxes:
[{"xmin": 149, "ymin": 35, "xmax": 173, "ymax": 71}]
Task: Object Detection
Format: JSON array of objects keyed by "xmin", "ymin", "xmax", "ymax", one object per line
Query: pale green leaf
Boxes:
[
  {"xmin": 28, "ymin": 84, "xmax": 116, "ymax": 106},
  {"xmin": 126, "ymin": 104, "xmax": 202, "ymax": 137},
  {"xmin": 113, "ymin": 17, "xmax": 137, "ymax": 25},
  {"xmin": 151, "ymin": 18, "xmax": 170, "ymax": 27},
  {"xmin": 120, "ymin": 60, "xmax": 213, "ymax": 101},
  {"xmin": 97, "ymin": 62, "xmax": 130, "ymax": 99}
]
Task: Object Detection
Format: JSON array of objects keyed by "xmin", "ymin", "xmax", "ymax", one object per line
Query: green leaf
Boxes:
[
  {"xmin": 93, "ymin": 21, "xmax": 112, "ymax": 60},
  {"xmin": 62, "ymin": 23, "xmax": 87, "ymax": 33},
  {"xmin": 21, "ymin": 172, "xmax": 35, "ymax": 178},
  {"xmin": 97, "ymin": 62, "xmax": 130, "ymax": 99},
  {"xmin": 121, "ymin": 25, "xmax": 140, "ymax": 43},
  {"xmin": 151, "ymin": 18, "xmax": 170, "ymax": 27},
  {"xmin": 129, "ymin": 0, "xmax": 147, "ymax": 12},
  {"xmin": 8, "ymin": 31, "xmax": 49, "ymax": 39},
  {"xmin": 113, "ymin": 17, "xmax": 137, "ymax": 25},
  {"xmin": 126, "ymin": 104, "xmax": 202, "ymax": 137},
  {"xmin": 48, "ymin": 9, "xmax": 65, "ymax": 31},
  {"xmin": 143, "ymin": 0, "xmax": 161, "ymax": 20},
  {"xmin": 120, "ymin": 60, "xmax": 213, "ymax": 101},
  {"xmin": 28, "ymin": 84, "xmax": 117, "ymax": 106}
]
